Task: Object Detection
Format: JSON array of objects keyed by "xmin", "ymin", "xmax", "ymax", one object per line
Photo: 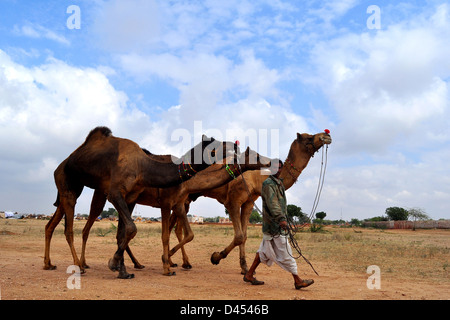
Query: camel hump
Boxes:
[
  {"xmin": 83, "ymin": 126, "xmax": 112, "ymax": 144},
  {"xmin": 87, "ymin": 126, "xmax": 112, "ymax": 139}
]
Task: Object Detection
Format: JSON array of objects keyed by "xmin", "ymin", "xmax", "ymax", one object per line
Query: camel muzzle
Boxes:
[{"xmin": 320, "ymin": 136, "xmax": 332, "ymax": 144}]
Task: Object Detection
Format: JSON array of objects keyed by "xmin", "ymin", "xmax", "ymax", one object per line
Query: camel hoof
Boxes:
[
  {"xmin": 118, "ymin": 273, "xmax": 135, "ymax": 279},
  {"xmin": 108, "ymin": 258, "xmax": 119, "ymax": 272},
  {"xmin": 82, "ymin": 264, "xmax": 90, "ymax": 269},
  {"xmin": 210, "ymin": 252, "xmax": 221, "ymax": 265},
  {"xmin": 164, "ymin": 271, "xmax": 176, "ymax": 276},
  {"xmin": 134, "ymin": 264, "xmax": 145, "ymax": 269},
  {"xmin": 43, "ymin": 264, "xmax": 57, "ymax": 270},
  {"xmin": 182, "ymin": 263, "xmax": 192, "ymax": 270}
]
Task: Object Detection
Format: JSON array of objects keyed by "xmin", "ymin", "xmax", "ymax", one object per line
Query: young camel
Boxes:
[
  {"xmin": 79, "ymin": 147, "xmax": 274, "ymax": 277},
  {"xmin": 175, "ymin": 131, "xmax": 332, "ymax": 274},
  {"xmin": 44, "ymin": 126, "xmax": 238, "ymax": 279}
]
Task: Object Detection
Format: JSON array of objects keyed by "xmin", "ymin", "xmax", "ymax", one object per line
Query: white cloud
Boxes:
[
  {"xmin": 13, "ymin": 23, "xmax": 70, "ymax": 46},
  {"xmin": 279, "ymin": 141, "xmax": 450, "ymax": 221},
  {"xmin": 0, "ymin": 47, "xmax": 304, "ymax": 215},
  {"xmin": 0, "ymin": 50, "xmax": 153, "ymax": 213},
  {"xmin": 119, "ymin": 49, "xmax": 281, "ymax": 108},
  {"xmin": 0, "ymin": 51, "xmax": 132, "ymax": 156},
  {"xmin": 306, "ymin": 4, "xmax": 450, "ymax": 155},
  {"xmin": 291, "ymin": 4, "xmax": 450, "ymax": 220},
  {"xmin": 26, "ymin": 157, "xmax": 59, "ymax": 183},
  {"xmin": 309, "ymin": 0, "xmax": 359, "ymax": 24},
  {"xmin": 314, "ymin": 150, "xmax": 450, "ymax": 220},
  {"xmin": 119, "ymin": 48, "xmax": 309, "ymax": 161}
]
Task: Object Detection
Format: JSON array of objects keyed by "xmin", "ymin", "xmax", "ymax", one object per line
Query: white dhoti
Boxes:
[{"xmin": 257, "ymin": 235, "xmax": 298, "ymax": 275}]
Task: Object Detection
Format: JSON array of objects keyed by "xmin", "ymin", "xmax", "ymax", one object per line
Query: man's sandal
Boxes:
[
  {"xmin": 295, "ymin": 279, "xmax": 314, "ymax": 289},
  {"xmin": 243, "ymin": 276, "xmax": 264, "ymax": 285}
]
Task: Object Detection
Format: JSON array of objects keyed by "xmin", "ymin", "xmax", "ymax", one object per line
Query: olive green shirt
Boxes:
[{"xmin": 261, "ymin": 175, "xmax": 288, "ymax": 239}]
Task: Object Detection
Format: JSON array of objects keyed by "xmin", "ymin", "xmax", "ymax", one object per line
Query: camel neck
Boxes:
[
  {"xmin": 279, "ymin": 154, "xmax": 312, "ymax": 190},
  {"xmin": 184, "ymin": 164, "xmax": 235, "ymax": 194},
  {"xmin": 141, "ymin": 157, "xmax": 189, "ymax": 188}
]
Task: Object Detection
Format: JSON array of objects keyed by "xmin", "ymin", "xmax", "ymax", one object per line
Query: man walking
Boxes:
[{"xmin": 243, "ymin": 160, "xmax": 314, "ymax": 289}]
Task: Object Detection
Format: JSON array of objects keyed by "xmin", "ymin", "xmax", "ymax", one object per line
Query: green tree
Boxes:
[
  {"xmin": 315, "ymin": 211, "xmax": 327, "ymax": 221},
  {"xmin": 101, "ymin": 208, "xmax": 118, "ymax": 219},
  {"xmin": 366, "ymin": 216, "xmax": 388, "ymax": 222},
  {"xmin": 350, "ymin": 218, "xmax": 362, "ymax": 227},
  {"xmin": 249, "ymin": 209, "xmax": 262, "ymax": 224},
  {"xmin": 287, "ymin": 204, "xmax": 309, "ymax": 224},
  {"xmin": 385, "ymin": 207, "xmax": 409, "ymax": 221},
  {"xmin": 408, "ymin": 207, "xmax": 430, "ymax": 231}
]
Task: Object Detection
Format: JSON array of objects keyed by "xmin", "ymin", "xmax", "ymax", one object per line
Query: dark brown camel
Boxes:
[
  {"xmin": 44, "ymin": 127, "xmax": 239, "ymax": 279},
  {"xmin": 171, "ymin": 131, "xmax": 332, "ymax": 274},
  {"xmin": 78, "ymin": 147, "xmax": 274, "ymax": 276}
]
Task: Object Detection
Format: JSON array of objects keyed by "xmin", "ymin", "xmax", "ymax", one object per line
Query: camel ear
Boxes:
[
  {"xmin": 202, "ymin": 134, "xmax": 211, "ymax": 141},
  {"xmin": 297, "ymin": 133, "xmax": 302, "ymax": 141}
]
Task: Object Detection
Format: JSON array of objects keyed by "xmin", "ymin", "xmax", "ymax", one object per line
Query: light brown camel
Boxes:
[
  {"xmin": 79, "ymin": 147, "xmax": 274, "ymax": 277},
  {"xmin": 176, "ymin": 131, "xmax": 332, "ymax": 274},
  {"xmin": 44, "ymin": 126, "xmax": 239, "ymax": 279}
]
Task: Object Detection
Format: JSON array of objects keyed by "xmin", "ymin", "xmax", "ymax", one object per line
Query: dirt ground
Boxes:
[{"xmin": 0, "ymin": 219, "xmax": 449, "ymax": 301}]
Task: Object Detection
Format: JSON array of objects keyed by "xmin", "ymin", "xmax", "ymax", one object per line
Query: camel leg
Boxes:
[
  {"xmin": 125, "ymin": 246, "xmax": 145, "ymax": 269},
  {"xmin": 43, "ymin": 205, "xmax": 65, "ymax": 270},
  {"xmin": 107, "ymin": 192, "xmax": 137, "ymax": 279},
  {"xmin": 210, "ymin": 202, "xmax": 244, "ymax": 265},
  {"xmin": 238, "ymin": 201, "xmax": 254, "ymax": 275},
  {"xmin": 80, "ymin": 193, "xmax": 144, "ymax": 270},
  {"xmin": 62, "ymin": 194, "xmax": 84, "ymax": 272},
  {"xmin": 160, "ymin": 207, "xmax": 175, "ymax": 276},
  {"xmin": 170, "ymin": 213, "xmax": 192, "ymax": 269},
  {"xmin": 124, "ymin": 202, "xmax": 145, "ymax": 269},
  {"xmin": 180, "ymin": 201, "xmax": 193, "ymax": 269},
  {"xmin": 80, "ymin": 189, "xmax": 107, "ymax": 269},
  {"xmin": 168, "ymin": 203, "xmax": 193, "ymax": 269},
  {"xmin": 167, "ymin": 212, "xmax": 178, "ymax": 268},
  {"xmin": 168, "ymin": 204, "xmax": 194, "ymax": 264},
  {"xmin": 177, "ymin": 219, "xmax": 193, "ymax": 269}
]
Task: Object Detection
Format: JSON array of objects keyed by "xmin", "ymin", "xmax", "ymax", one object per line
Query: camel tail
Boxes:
[
  {"xmin": 189, "ymin": 193, "xmax": 202, "ymax": 202},
  {"xmin": 53, "ymin": 192, "xmax": 60, "ymax": 207}
]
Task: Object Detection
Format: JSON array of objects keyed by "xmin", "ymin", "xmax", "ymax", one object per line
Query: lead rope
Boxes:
[
  {"xmin": 286, "ymin": 144, "xmax": 328, "ymax": 275},
  {"xmin": 286, "ymin": 215, "xmax": 320, "ymax": 276},
  {"xmin": 308, "ymin": 144, "xmax": 328, "ymax": 223}
]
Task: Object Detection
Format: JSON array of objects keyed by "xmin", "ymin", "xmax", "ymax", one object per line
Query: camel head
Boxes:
[
  {"xmin": 181, "ymin": 135, "xmax": 240, "ymax": 166},
  {"xmin": 295, "ymin": 130, "xmax": 332, "ymax": 156},
  {"xmin": 237, "ymin": 146, "xmax": 276, "ymax": 170}
]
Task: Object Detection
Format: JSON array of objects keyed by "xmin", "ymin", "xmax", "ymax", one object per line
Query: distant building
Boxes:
[
  {"xmin": 188, "ymin": 215, "xmax": 204, "ymax": 224},
  {"xmin": 219, "ymin": 217, "xmax": 230, "ymax": 224}
]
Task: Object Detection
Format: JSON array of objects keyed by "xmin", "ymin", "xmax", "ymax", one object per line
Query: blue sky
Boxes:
[{"xmin": 0, "ymin": 0, "xmax": 449, "ymax": 220}]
